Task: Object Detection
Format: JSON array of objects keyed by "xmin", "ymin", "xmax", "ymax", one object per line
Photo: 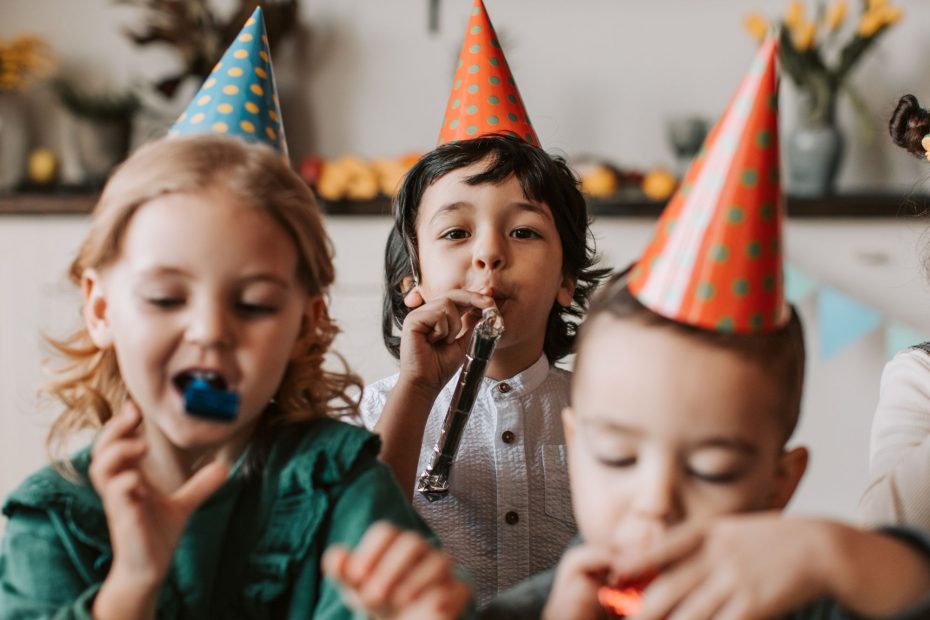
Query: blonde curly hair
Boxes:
[{"xmin": 45, "ymin": 134, "xmax": 362, "ymax": 464}]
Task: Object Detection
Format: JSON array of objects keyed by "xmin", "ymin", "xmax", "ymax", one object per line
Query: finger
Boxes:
[
  {"xmin": 381, "ymin": 541, "xmax": 451, "ymax": 607},
  {"xmin": 613, "ymin": 524, "xmax": 705, "ymax": 582},
  {"xmin": 170, "ymin": 461, "xmax": 229, "ymax": 515},
  {"xmin": 322, "ymin": 545, "xmax": 353, "ymax": 585},
  {"xmin": 104, "ymin": 469, "xmax": 149, "ymax": 508},
  {"xmin": 88, "ymin": 439, "xmax": 148, "ymax": 491},
  {"xmin": 92, "ymin": 401, "xmax": 143, "ymax": 457},
  {"xmin": 432, "ymin": 289, "xmax": 495, "ymax": 312},
  {"xmin": 403, "ymin": 287, "xmax": 425, "ymax": 308},
  {"xmin": 405, "ymin": 305, "xmax": 453, "ymax": 343},
  {"xmin": 562, "ymin": 544, "xmax": 617, "ymax": 577},
  {"xmin": 357, "ymin": 530, "xmax": 432, "ymax": 609},
  {"xmin": 345, "ymin": 521, "xmax": 403, "ymax": 586},
  {"xmin": 635, "ymin": 557, "xmax": 710, "ymax": 620},
  {"xmin": 664, "ymin": 572, "xmax": 729, "ymax": 620},
  {"xmin": 405, "ymin": 579, "xmax": 472, "ymax": 620}
]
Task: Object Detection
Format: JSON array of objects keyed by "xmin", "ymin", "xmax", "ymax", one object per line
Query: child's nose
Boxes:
[
  {"xmin": 472, "ymin": 233, "xmax": 506, "ymax": 271},
  {"xmin": 632, "ymin": 461, "xmax": 683, "ymax": 524},
  {"xmin": 185, "ymin": 302, "xmax": 232, "ymax": 348}
]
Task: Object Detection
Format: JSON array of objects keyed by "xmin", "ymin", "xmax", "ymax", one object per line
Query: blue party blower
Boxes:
[{"xmin": 183, "ymin": 377, "xmax": 240, "ymax": 422}]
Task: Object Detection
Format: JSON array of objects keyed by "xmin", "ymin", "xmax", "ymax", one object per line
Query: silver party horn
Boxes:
[{"xmin": 417, "ymin": 306, "xmax": 504, "ymax": 502}]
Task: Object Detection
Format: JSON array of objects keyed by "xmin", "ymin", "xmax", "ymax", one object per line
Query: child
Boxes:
[
  {"xmin": 0, "ymin": 10, "xmax": 447, "ymax": 619},
  {"xmin": 485, "ymin": 277, "xmax": 930, "ymax": 620},
  {"xmin": 360, "ymin": 0, "xmax": 608, "ymax": 604},
  {"xmin": 859, "ymin": 94, "xmax": 930, "ymax": 529}
]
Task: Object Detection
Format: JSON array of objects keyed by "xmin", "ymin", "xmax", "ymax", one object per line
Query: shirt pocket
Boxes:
[{"xmin": 541, "ymin": 444, "xmax": 575, "ymax": 526}]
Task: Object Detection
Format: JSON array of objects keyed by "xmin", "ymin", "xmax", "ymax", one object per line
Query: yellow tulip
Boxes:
[
  {"xmin": 793, "ymin": 21, "xmax": 817, "ymax": 51},
  {"xmin": 744, "ymin": 12, "xmax": 770, "ymax": 42},
  {"xmin": 785, "ymin": 1, "xmax": 805, "ymax": 29},
  {"xmin": 877, "ymin": 6, "xmax": 903, "ymax": 27},
  {"xmin": 866, "ymin": 0, "xmax": 888, "ymax": 9},
  {"xmin": 825, "ymin": 0, "xmax": 848, "ymax": 32},
  {"xmin": 857, "ymin": 11, "xmax": 883, "ymax": 38}
]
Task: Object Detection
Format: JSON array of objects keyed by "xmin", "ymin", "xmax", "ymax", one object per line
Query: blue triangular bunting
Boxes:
[
  {"xmin": 818, "ymin": 286, "xmax": 882, "ymax": 360},
  {"xmin": 784, "ymin": 262, "xmax": 818, "ymax": 304},
  {"xmin": 885, "ymin": 322, "xmax": 928, "ymax": 362}
]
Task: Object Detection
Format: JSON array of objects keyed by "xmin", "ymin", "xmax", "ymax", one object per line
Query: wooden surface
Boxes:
[{"xmin": 2, "ymin": 190, "xmax": 930, "ymax": 218}]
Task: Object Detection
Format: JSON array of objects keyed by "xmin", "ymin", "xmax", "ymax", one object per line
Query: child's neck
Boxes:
[
  {"xmin": 138, "ymin": 419, "xmax": 254, "ymax": 495},
  {"xmin": 485, "ymin": 343, "xmax": 545, "ymax": 381}
]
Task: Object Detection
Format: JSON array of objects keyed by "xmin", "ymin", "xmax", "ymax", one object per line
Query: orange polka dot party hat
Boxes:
[
  {"xmin": 627, "ymin": 36, "xmax": 788, "ymax": 334},
  {"xmin": 169, "ymin": 7, "xmax": 287, "ymax": 157},
  {"xmin": 437, "ymin": 0, "xmax": 538, "ymax": 146}
]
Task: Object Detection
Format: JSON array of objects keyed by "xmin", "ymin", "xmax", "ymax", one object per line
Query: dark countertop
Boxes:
[{"xmin": 2, "ymin": 191, "xmax": 929, "ymax": 219}]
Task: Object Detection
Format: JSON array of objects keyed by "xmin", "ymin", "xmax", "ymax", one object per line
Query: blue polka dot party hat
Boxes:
[
  {"xmin": 169, "ymin": 7, "xmax": 287, "ymax": 157},
  {"xmin": 627, "ymin": 36, "xmax": 787, "ymax": 334}
]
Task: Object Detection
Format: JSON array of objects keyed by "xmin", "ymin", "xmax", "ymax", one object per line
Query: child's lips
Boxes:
[{"xmin": 172, "ymin": 368, "xmax": 233, "ymax": 393}]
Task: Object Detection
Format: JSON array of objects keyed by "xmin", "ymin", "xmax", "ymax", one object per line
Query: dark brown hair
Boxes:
[
  {"xmin": 382, "ymin": 134, "xmax": 610, "ymax": 362},
  {"xmin": 575, "ymin": 271, "xmax": 806, "ymax": 444},
  {"xmin": 889, "ymin": 94, "xmax": 930, "ymax": 158}
]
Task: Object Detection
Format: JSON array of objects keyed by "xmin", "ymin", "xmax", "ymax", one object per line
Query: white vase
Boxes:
[{"xmin": 0, "ymin": 92, "xmax": 30, "ymax": 192}]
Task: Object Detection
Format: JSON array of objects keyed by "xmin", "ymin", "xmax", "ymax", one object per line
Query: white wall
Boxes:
[{"xmin": 4, "ymin": 0, "xmax": 930, "ymax": 189}]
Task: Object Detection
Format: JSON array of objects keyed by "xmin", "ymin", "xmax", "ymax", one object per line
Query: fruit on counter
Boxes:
[
  {"xmin": 299, "ymin": 155, "xmax": 324, "ymax": 187},
  {"xmin": 371, "ymin": 157, "xmax": 409, "ymax": 197},
  {"xmin": 641, "ymin": 168, "xmax": 678, "ymax": 201},
  {"xmin": 309, "ymin": 152, "xmax": 421, "ymax": 201},
  {"xmin": 580, "ymin": 164, "xmax": 618, "ymax": 198},
  {"xmin": 27, "ymin": 148, "xmax": 59, "ymax": 185}
]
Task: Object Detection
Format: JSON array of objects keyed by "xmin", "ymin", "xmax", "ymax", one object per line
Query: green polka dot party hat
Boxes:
[
  {"xmin": 437, "ymin": 0, "xmax": 538, "ymax": 146},
  {"xmin": 627, "ymin": 37, "xmax": 787, "ymax": 334},
  {"xmin": 169, "ymin": 7, "xmax": 287, "ymax": 157}
]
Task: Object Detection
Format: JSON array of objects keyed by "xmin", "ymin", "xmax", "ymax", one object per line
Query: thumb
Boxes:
[
  {"xmin": 403, "ymin": 286, "xmax": 425, "ymax": 308},
  {"xmin": 170, "ymin": 460, "xmax": 230, "ymax": 515},
  {"xmin": 322, "ymin": 545, "xmax": 352, "ymax": 584}
]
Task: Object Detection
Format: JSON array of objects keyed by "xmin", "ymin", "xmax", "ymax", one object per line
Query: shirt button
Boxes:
[
  {"xmin": 501, "ymin": 430, "xmax": 515, "ymax": 444},
  {"xmin": 505, "ymin": 511, "xmax": 519, "ymax": 525},
  {"xmin": 498, "ymin": 383, "xmax": 512, "ymax": 394}
]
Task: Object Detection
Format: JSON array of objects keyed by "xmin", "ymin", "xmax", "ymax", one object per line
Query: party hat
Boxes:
[
  {"xmin": 169, "ymin": 7, "xmax": 287, "ymax": 157},
  {"xmin": 437, "ymin": 0, "xmax": 538, "ymax": 146},
  {"xmin": 627, "ymin": 37, "xmax": 787, "ymax": 333}
]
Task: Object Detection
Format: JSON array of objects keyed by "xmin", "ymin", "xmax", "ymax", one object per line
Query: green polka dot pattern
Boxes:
[{"xmin": 437, "ymin": 0, "xmax": 538, "ymax": 146}]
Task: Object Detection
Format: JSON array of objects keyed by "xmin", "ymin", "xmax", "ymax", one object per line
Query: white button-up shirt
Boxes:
[{"xmin": 360, "ymin": 354, "xmax": 577, "ymax": 605}]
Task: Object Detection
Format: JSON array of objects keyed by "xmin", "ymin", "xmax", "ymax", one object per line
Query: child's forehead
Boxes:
[
  {"xmin": 573, "ymin": 317, "xmax": 784, "ymax": 443},
  {"xmin": 417, "ymin": 166, "xmax": 549, "ymax": 218}
]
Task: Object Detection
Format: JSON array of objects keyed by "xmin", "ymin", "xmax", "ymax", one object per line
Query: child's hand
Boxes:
[
  {"xmin": 542, "ymin": 544, "xmax": 613, "ymax": 620},
  {"xmin": 606, "ymin": 513, "xmax": 824, "ymax": 620},
  {"xmin": 398, "ymin": 288, "xmax": 495, "ymax": 395},
  {"xmin": 611, "ymin": 513, "xmax": 930, "ymax": 620},
  {"xmin": 323, "ymin": 521, "xmax": 471, "ymax": 620},
  {"xmin": 89, "ymin": 402, "xmax": 228, "ymax": 616}
]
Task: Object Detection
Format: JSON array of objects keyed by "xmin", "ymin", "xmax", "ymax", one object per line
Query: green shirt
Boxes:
[{"xmin": 0, "ymin": 417, "xmax": 432, "ymax": 619}]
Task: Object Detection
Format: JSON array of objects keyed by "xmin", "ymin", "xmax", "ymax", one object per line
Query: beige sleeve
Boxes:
[{"xmin": 858, "ymin": 349, "xmax": 930, "ymax": 529}]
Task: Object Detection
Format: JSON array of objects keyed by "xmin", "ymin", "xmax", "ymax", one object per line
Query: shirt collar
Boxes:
[{"xmin": 486, "ymin": 352, "xmax": 550, "ymax": 397}]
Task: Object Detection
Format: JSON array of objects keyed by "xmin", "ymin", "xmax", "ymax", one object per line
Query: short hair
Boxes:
[
  {"xmin": 382, "ymin": 134, "xmax": 610, "ymax": 361},
  {"xmin": 44, "ymin": 135, "xmax": 362, "ymax": 467},
  {"xmin": 575, "ymin": 270, "xmax": 806, "ymax": 444}
]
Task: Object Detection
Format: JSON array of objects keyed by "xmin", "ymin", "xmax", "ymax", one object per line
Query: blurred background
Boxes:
[{"xmin": 2, "ymin": 0, "xmax": 930, "ymax": 532}]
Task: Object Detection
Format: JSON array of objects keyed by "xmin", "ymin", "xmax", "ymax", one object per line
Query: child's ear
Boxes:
[
  {"xmin": 292, "ymin": 295, "xmax": 327, "ymax": 358},
  {"xmin": 557, "ymin": 275, "xmax": 576, "ymax": 307},
  {"xmin": 770, "ymin": 446, "xmax": 809, "ymax": 510},
  {"xmin": 82, "ymin": 269, "xmax": 114, "ymax": 349},
  {"xmin": 400, "ymin": 275, "xmax": 416, "ymax": 296}
]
